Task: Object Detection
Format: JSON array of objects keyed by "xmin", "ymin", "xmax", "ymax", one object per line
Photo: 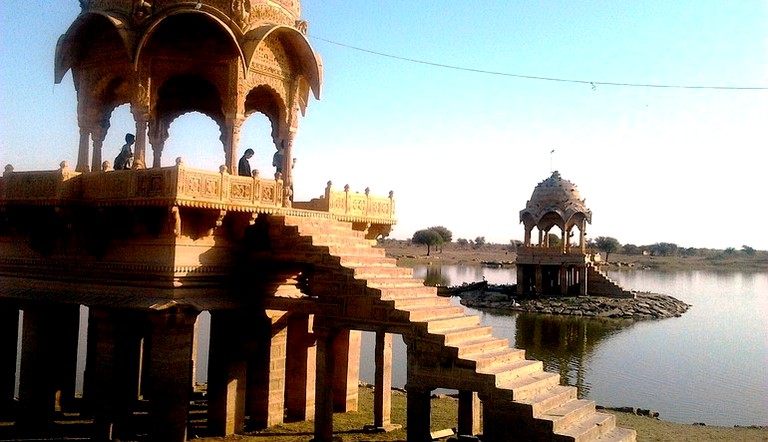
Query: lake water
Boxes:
[
  {"xmin": 55, "ymin": 266, "xmax": 767, "ymax": 427},
  {"xmin": 369, "ymin": 265, "xmax": 767, "ymax": 427}
]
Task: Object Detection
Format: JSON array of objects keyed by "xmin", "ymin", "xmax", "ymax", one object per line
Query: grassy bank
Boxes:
[
  {"xmin": 195, "ymin": 385, "xmax": 767, "ymax": 442},
  {"xmin": 379, "ymin": 240, "xmax": 768, "ymax": 272}
]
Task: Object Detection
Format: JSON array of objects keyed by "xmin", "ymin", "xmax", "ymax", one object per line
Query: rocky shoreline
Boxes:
[{"xmin": 457, "ymin": 289, "xmax": 691, "ymax": 320}]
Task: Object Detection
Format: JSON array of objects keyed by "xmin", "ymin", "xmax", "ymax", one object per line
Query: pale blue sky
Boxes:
[{"xmin": 1, "ymin": 1, "xmax": 766, "ymax": 249}]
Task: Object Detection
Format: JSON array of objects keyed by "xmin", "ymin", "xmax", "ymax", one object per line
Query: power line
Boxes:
[{"xmin": 309, "ymin": 35, "xmax": 768, "ymax": 91}]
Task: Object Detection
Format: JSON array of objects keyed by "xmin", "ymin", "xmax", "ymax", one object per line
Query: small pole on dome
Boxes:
[{"xmin": 550, "ymin": 149, "xmax": 556, "ymax": 173}]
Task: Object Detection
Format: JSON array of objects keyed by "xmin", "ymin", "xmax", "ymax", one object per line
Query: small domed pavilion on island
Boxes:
[
  {"xmin": 516, "ymin": 171, "xmax": 633, "ymax": 298},
  {"xmin": 0, "ymin": 2, "xmax": 635, "ymax": 441}
]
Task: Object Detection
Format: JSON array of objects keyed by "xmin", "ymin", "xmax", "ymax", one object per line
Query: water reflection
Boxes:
[{"xmin": 513, "ymin": 313, "xmax": 633, "ymax": 397}]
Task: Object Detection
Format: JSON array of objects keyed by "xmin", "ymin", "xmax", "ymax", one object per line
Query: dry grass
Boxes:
[{"xmin": 193, "ymin": 386, "xmax": 768, "ymax": 442}]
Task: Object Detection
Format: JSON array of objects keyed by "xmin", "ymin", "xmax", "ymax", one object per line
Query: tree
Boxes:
[
  {"xmin": 412, "ymin": 229, "xmax": 443, "ymax": 256},
  {"xmin": 622, "ymin": 243, "xmax": 640, "ymax": 255},
  {"xmin": 742, "ymin": 245, "xmax": 755, "ymax": 255},
  {"xmin": 456, "ymin": 238, "xmax": 469, "ymax": 247},
  {"xmin": 428, "ymin": 226, "xmax": 452, "ymax": 252},
  {"xmin": 473, "ymin": 236, "xmax": 486, "ymax": 249},
  {"xmin": 547, "ymin": 233, "xmax": 561, "ymax": 249},
  {"xmin": 594, "ymin": 236, "xmax": 621, "ymax": 261},
  {"xmin": 428, "ymin": 226, "xmax": 452, "ymax": 243}
]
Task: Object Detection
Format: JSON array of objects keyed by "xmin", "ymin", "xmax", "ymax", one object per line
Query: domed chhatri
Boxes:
[
  {"xmin": 516, "ymin": 171, "xmax": 633, "ymax": 298},
  {"xmin": 57, "ymin": 0, "xmax": 321, "ymax": 187},
  {"xmin": 519, "ymin": 171, "xmax": 592, "ymax": 251}
]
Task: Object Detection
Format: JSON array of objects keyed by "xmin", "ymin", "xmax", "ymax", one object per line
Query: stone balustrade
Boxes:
[
  {"xmin": 0, "ymin": 163, "xmax": 396, "ymax": 225},
  {"xmin": 293, "ymin": 181, "xmax": 395, "ymax": 223}
]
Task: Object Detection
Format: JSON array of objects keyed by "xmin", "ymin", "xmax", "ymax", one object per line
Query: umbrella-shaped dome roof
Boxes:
[{"xmin": 519, "ymin": 171, "xmax": 592, "ymax": 229}]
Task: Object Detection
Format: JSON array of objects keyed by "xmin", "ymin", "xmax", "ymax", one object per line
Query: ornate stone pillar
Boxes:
[
  {"xmin": 146, "ymin": 306, "xmax": 198, "ymax": 442},
  {"xmin": 247, "ymin": 311, "xmax": 287, "ymax": 429},
  {"xmin": 281, "ymin": 131, "xmax": 295, "ymax": 205},
  {"xmin": 285, "ymin": 313, "xmax": 316, "ymax": 421},
  {"xmin": 516, "ymin": 265, "xmax": 525, "ymax": 295},
  {"xmin": 0, "ymin": 302, "xmax": 19, "ymax": 413},
  {"xmin": 332, "ymin": 329, "xmax": 361, "ymax": 412},
  {"xmin": 457, "ymin": 390, "xmax": 481, "ymax": 438},
  {"xmin": 77, "ymin": 127, "xmax": 92, "ymax": 172},
  {"xmin": 207, "ymin": 310, "xmax": 248, "ymax": 436},
  {"xmin": 221, "ymin": 115, "xmax": 244, "ymax": 174},
  {"xmin": 148, "ymin": 121, "xmax": 168, "ymax": 168},
  {"xmin": 91, "ymin": 124, "xmax": 108, "ymax": 173},
  {"xmin": 133, "ymin": 115, "xmax": 149, "ymax": 169}
]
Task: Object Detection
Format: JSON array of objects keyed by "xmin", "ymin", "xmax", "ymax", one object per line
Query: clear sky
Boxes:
[{"xmin": 1, "ymin": 1, "xmax": 767, "ymax": 250}]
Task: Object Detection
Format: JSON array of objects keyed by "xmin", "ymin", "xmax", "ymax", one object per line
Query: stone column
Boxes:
[
  {"xmin": 221, "ymin": 115, "xmax": 244, "ymax": 174},
  {"xmin": 89, "ymin": 309, "xmax": 149, "ymax": 440},
  {"xmin": 368, "ymin": 331, "xmax": 399, "ymax": 431},
  {"xmin": 91, "ymin": 125, "xmax": 108, "ymax": 173},
  {"xmin": 580, "ymin": 266, "xmax": 588, "ymax": 295},
  {"xmin": 535, "ymin": 266, "xmax": 543, "ymax": 295},
  {"xmin": 16, "ymin": 304, "xmax": 79, "ymax": 427},
  {"xmin": 0, "ymin": 303, "xmax": 19, "ymax": 413},
  {"xmin": 133, "ymin": 117, "xmax": 149, "ymax": 169},
  {"xmin": 312, "ymin": 323, "xmax": 336, "ymax": 442},
  {"xmin": 207, "ymin": 310, "xmax": 247, "ymax": 436},
  {"xmin": 405, "ymin": 383, "xmax": 431, "ymax": 441},
  {"xmin": 516, "ymin": 265, "xmax": 525, "ymax": 295},
  {"xmin": 247, "ymin": 311, "xmax": 288, "ymax": 429},
  {"xmin": 560, "ymin": 264, "xmax": 569, "ymax": 295},
  {"xmin": 457, "ymin": 390, "xmax": 480, "ymax": 438},
  {"xmin": 332, "ymin": 329, "xmax": 361, "ymax": 412},
  {"xmin": 148, "ymin": 121, "xmax": 168, "ymax": 169},
  {"xmin": 77, "ymin": 127, "xmax": 91, "ymax": 172},
  {"xmin": 285, "ymin": 314, "xmax": 316, "ymax": 421},
  {"xmin": 146, "ymin": 306, "xmax": 198, "ymax": 442}
]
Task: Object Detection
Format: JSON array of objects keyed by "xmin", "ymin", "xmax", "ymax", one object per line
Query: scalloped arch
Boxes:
[
  {"xmin": 242, "ymin": 25, "xmax": 322, "ymax": 100},
  {"xmin": 134, "ymin": 9, "xmax": 246, "ymax": 74},
  {"xmin": 55, "ymin": 12, "xmax": 133, "ymax": 84}
]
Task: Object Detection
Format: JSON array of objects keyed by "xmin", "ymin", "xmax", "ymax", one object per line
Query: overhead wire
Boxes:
[{"xmin": 309, "ymin": 35, "xmax": 768, "ymax": 91}]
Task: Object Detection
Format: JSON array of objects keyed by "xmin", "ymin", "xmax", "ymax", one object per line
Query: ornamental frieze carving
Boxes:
[{"xmin": 249, "ymin": 5, "xmax": 293, "ymax": 27}]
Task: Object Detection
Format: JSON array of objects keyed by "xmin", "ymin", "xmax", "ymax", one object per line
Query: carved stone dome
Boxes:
[
  {"xmin": 519, "ymin": 171, "xmax": 592, "ymax": 229},
  {"xmin": 79, "ymin": 0, "xmax": 302, "ymax": 29}
]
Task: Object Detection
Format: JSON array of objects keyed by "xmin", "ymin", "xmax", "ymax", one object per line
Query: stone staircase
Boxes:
[
  {"xmin": 586, "ymin": 266, "xmax": 635, "ymax": 299},
  {"xmin": 271, "ymin": 215, "xmax": 636, "ymax": 442}
]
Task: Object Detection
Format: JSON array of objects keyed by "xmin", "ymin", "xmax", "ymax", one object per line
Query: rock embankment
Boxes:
[{"xmin": 459, "ymin": 291, "xmax": 690, "ymax": 320}]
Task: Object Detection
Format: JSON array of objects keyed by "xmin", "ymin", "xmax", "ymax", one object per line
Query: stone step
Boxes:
[
  {"xmin": 377, "ymin": 285, "xmax": 439, "ymax": 299},
  {"xmin": 363, "ymin": 277, "xmax": 426, "ymax": 288},
  {"xmin": 440, "ymin": 325, "xmax": 494, "ymax": 346},
  {"xmin": 454, "ymin": 337, "xmax": 510, "ymax": 358},
  {"xmin": 404, "ymin": 306, "xmax": 466, "ymax": 322},
  {"xmin": 339, "ymin": 255, "xmax": 399, "ymax": 267},
  {"xmin": 482, "ymin": 359, "xmax": 544, "ymax": 386},
  {"xmin": 554, "ymin": 412, "xmax": 616, "ymax": 442},
  {"xmin": 539, "ymin": 399, "xmax": 596, "ymax": 433},
  {"xmin": 595, "ymin": 427, "xmax": 637, "ymax": 442},
  {"xmin": 426, "ymin": 315, "xmax": 481, "ymax": 333},
  {"xmin": 497, "ymin": 371, "xmax": 561, "ymax": 401},
  {"xmin": 517, "ymin": 385, "xmax": 578, "ymax": 417},
  {"xmin": 390, "ymin": 296, "xmax": 453, "ymax": 309},
  {"xmin": 353, "ymin": 265, "xmax": 413, "ymax": 279},
  {"xmin": 327, "ymin": 244, "xmax": 386, "ymax": 257},
  {"xmin": 462, "ymin": 347, "xmax": 526, "ymax": 370}
]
